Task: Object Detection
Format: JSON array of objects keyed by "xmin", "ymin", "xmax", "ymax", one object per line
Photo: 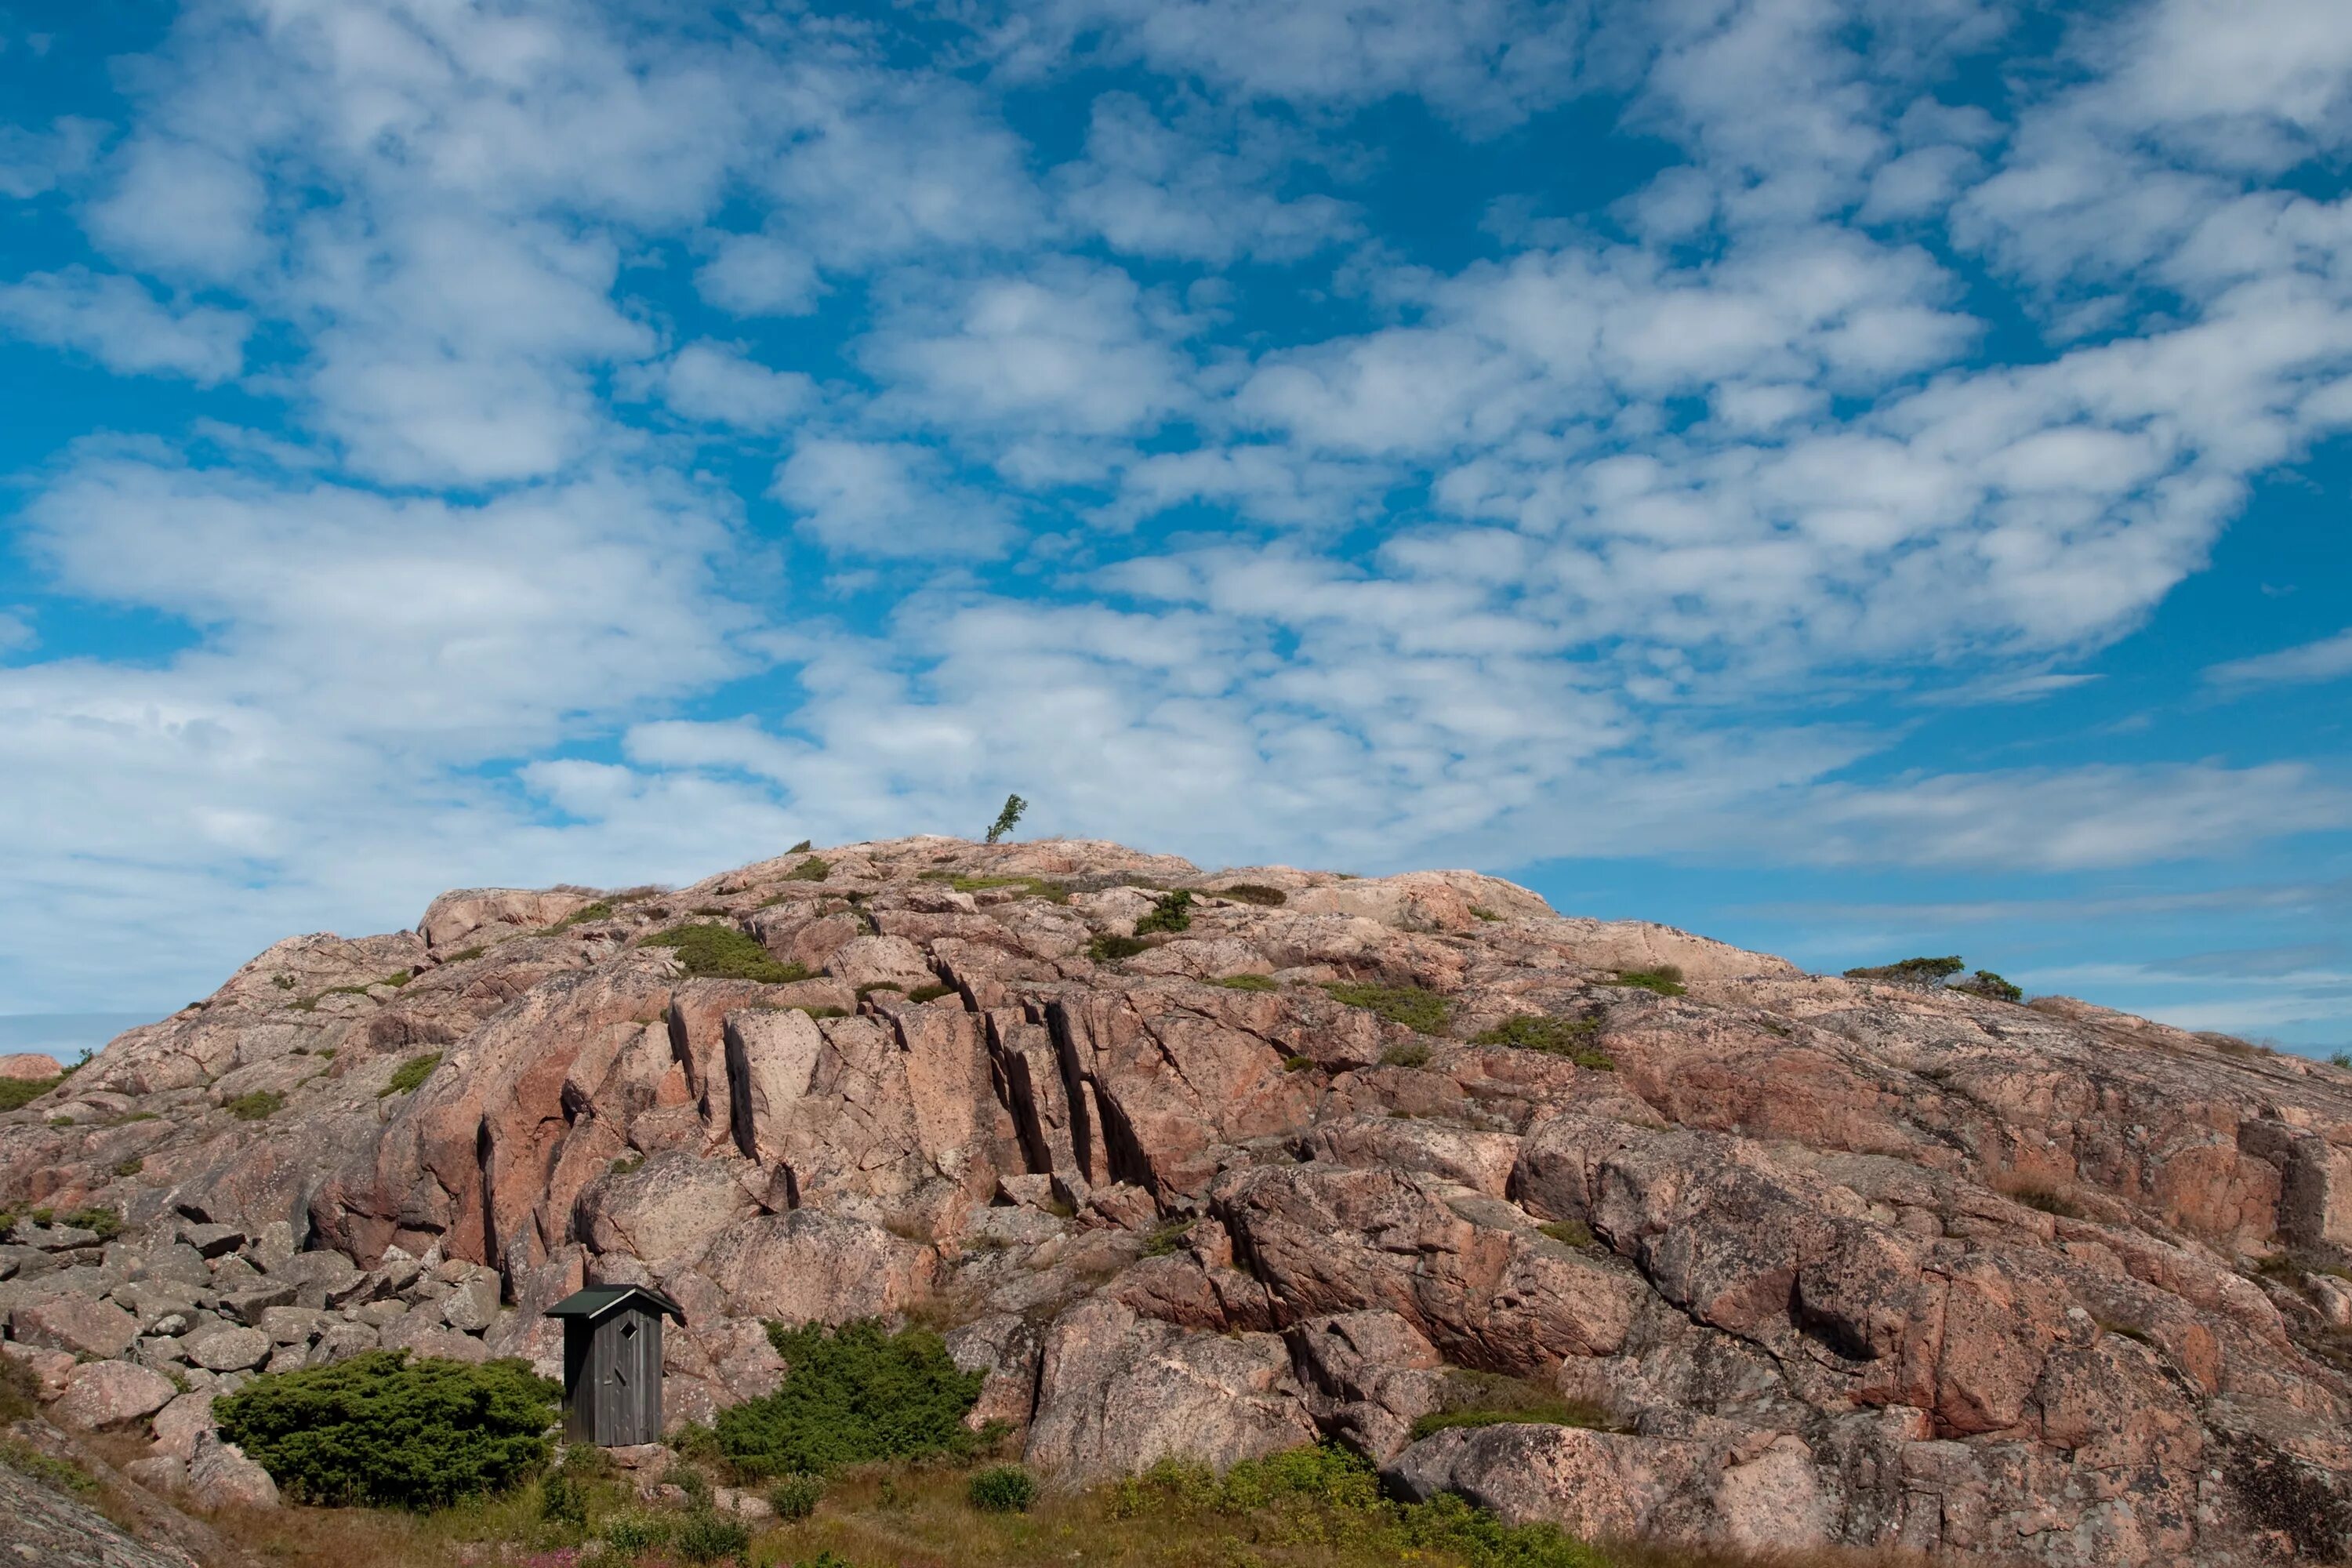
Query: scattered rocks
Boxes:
[
  {"xmin": 49, "ymin": 1359, "xmax": 179, "ymax": 1430},
  {"xmin": 184, "ymin": 1326, "xmax": 270, "ymax": 1372},
  {"xmin": 14, "ymin": 1294, "xmax": 139, "ymax": 1359}
]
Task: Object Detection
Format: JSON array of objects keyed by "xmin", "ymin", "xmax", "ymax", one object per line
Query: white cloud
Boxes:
[
  {"xmin": 2206, "ymin": 629, "xmax": 2352, "ymax": 691},
  {"xmin": 0, "ymin": 115, "xmax": 104, "ymax": 199},
  {"xmin": 696, "ymin": 232, "xmax": 822, "ymax": 317},
  {"xmin": 0, "ymin": 267, "xmax": 249, "ymax": 383},
  {"xmin": 769, "ymin": 439, "xmax": 1014, "ymax": 558},
  {"xmin": 633, "ymin": 342, "xmax": 817, "ymax": 432}
]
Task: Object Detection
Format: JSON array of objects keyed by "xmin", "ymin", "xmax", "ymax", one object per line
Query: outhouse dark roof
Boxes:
[{"xmin": 543, "ymin": 1285, "xmax": 685, "ymax": 1324}]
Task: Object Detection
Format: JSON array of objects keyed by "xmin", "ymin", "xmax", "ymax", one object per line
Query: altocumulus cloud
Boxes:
[{"xmin": 0, "ymin": 0, "xmax": 2349, "ymax": 1045}]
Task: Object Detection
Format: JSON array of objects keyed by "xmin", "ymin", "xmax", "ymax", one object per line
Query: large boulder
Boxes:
[{"xmin": 49, "ymin": 1359, "xmax": 180, "ymax": 1430}]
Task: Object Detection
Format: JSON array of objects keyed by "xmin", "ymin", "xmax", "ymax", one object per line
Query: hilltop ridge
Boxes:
[{"xmin": 5, "ymin": 835, "xmax": 2352, "ymax": 1565}]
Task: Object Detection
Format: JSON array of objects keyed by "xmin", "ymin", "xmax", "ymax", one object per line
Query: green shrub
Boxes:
[
  {"xmin": 2007, "ymin": 1184, "xmax": 2085, "ymax": 1219},
  {"xmin": 1952, "ymin": 968, "xmax": 2024, "ymax": 1003},
  {"xmin": 1134, "ymin": 890, "xmax": 1195, "ymax": 935},
  {"xmin": 1087, "ymin": 934, "xmax": 1149, "ymax": 963},
  {"xmin": 2333, "ymin": 1052, "xmax": 2352, "ymax": 1070},
  {"xmin": 985, "ymin": 793, "xmax": 1028, "ymax": 845},
  {"xmin": 968, "ymin": 1464, "xmax": 1036, "ymax": 1513},
  {"xmin": 1324, "ymin": 982, "xmax": 1453, "ymax": 1035},
  {"xmin": 1606, "ymin": 967, "xmax": 1686, "ymax": 997},
  {"xmin": 114, "ymin": 1158, "xmax": 143, "ymax": 1178},
  {"xmin": 1380, "ymin": 1041, "xmax": 1433, "ymax": 1069},
  {"xmin": 768, "ymin": 1471, "xmax": 824, "ymax": 1520},
  {"xmin": 782, "ymin": 857, "xmax": 831, "ymax": 882},
  {"xmin": 62, "ymin": 1207, "xmax": 122, "ymax": 1240},
  {"xmin": 1283, "ymin": 1054, "xmax": 1314, "ymax": 1073},
  {"xmin": 641, "ymin": 923, "xmax": 811, "ymax": 983},
  {"xmin": 539, "ymin": 1468, "xmax": 589, "ymax": 1527},
  {"xmin": 1538, "ymin": 1219, "xmax": 1597, "ymax": 1250},
  {"xmin": 907, "ymin": 982, "xmax": 956, "ymax": 1003},
  {"xmin": 545, "ymin": 900, "xmax": 614, "ymax": 934},
  {"xmin": 379, "ymin": 1052, "xmax": 443, "ymax": 1098},
  {"xmin": 608, "ymin": 1152, "xmax": 644, "ymax": 1176},
  {"xmin": 937, "ymin": 873, "xmax": 1066, "ymax": 900},
  {"xmin": 601, "ymin": 1512, "xmax": 670, "ymax": 1552},
  {"xmin": 0, "ymin": 1076, "xmax": 63, "ymax": 1112},
  {"xmin": 1844, "ymin": 955, "xmax": 1964, "ymax": 986},
  {"xmin": 1141, "ymin": 1218, "xmax": 1194, "ymax": 1258},
  {"xmin": 789, "ymin": 838, "xmax": 814, "ymax": 854},
  {"xmin": 1216, "ymin": 884, "xmax": 1287, "ymax": 906},
  {"xmin": 1470, "ymin": 906, "xmax": 1502, "ymax": 922},
  {"xmin": 714, "ymin": 1319, "xmax": 984, "ymax": 1478},
  {"xmin": 446, "ymin": 946, "xmax": 488, "ymax": 963},
  {"xmin": 226, "ymin": 1090, "xmax": 285, "ymax": 1121},
  {"xmin": 1212, "ymin": 973, "xmax": 1277, "ymax": 992},
  {"xmin": 213, "ymin": 1349, "xmax": 560, "ymax": 1508},
  {"xmin": 673, "ymin": 1508, "xmax": 751, "ymax": 1564},
  {"xmin": 1472, "ymin": 1014, "xmax": 1612, "ymax": 1069}
]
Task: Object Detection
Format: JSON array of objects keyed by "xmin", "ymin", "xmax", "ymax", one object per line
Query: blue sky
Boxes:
[{"xmin": 2, "ymin": 0, "xmax": 2349, "ymax": 1057}]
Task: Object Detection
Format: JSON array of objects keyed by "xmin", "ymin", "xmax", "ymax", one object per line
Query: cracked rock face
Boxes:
[{"xmin": 6, "ymin": 836, "xmax": 2352, "ymax": 1565}]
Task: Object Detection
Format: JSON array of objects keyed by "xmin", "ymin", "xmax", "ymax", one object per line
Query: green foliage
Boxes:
[
  {"xmin": 1215, "ymin": 884, "xmax": 1287, "ymax": 906},
  {"xmin": 1283, "ymin": 1054, "xmax": 1315, "ymax": 1073},
  {"xmin": 907, "ymin": 982, "xmax": 956, "ymax": 1004},
  {"xmin": 62, "ymin": 1207, "xmax": 122, "ymax": 1240},
  {"xmin": 2334, "ymin": 1052, "xmax": 2352, "ymax": 1070},
  {"xmin": 608, "ymin": 1152, "xmax": 645, "ymax": 1176},
  {"xmin": 1472, "ymin": 1014, "xmax": 1612, "ymax": 1069},
  {"xmin": 1323, "ymin": 981, "xmax": 1454, "ymax": 1036},
  {"xmin": 933, "ymin": 872, "xmax": 1067, "ymax": 900},
  {"xmin": 538, "ymin": 1468, "xmax": 589, "ymax": 1528},
  {"xmin": 380, "ymin": 1052, "xmax": 443, "ymax": 1098},
  {"xmin": 985, "ymin": 793, "xmax": 1028, "ymax": 844},
  {"xmin": 1212, "ymin": 973, "xmax": 1278, "ymax": 992},
  {"xmin": 1844, "ymin": 955, "xmax": 1965, "ymax": 986},
  {"xmin": 1141, "ymin": 1218, "xmax": 1195, "ymax": 1258},
  {"xmin": 114, "ymin": 1157, "xmax": 144, "ymax": 1178},
  {"xmin": 1380, "ymin": 1041, "xmax": 1433, "ymax": 1069},
  {"xmin": 768, "ymin": 1472, "xmax": 825, "ymax": 1521},
  {"xmin": 797, "ymin": 1005, "xmax": 850, "ymax": 1019},
  {"xmin": 782, "ymin": 856, "xmax": 831, "ymax": 882},
  {"xmin": 1952, "ymin": 968, "xmax": 2024, "ymax": 1003},
  {"xmin": 226, "ymin": 1090, "xmax": 285, "ymax": 1120},
  {"xmin": 1406, "ymin": 1371, "xmax": 1622, "ymax": 1442},
  {"xmin": 789, "ymin": 838, "xmax": 815, "ymax": 853},
  {"xmin": 673, "ymin": 1508, "xmax": 751, "ymax": 1564},
  {"xmin": 1537, "ymin": 1219, "xmax": 1597, "ymax": 1250},
  {"xmin": 601, "ymin": 1512, "xmax": 670, "ymax": 1553},
  {"xmin": 1606, "ymin": 966, "xmax": 1686, "ymax": 997},
  {"xmin": 546, "ymin": 900, "xmax": 614, "ymax": 933},
  {"xmin": 968, "ymin": 1464, "xmax": 1036, "ymax": 1513},
  {"xmin": 0, "ymin": 1075, "xmax": 63, "ymax": 1112},
  {"xmin": 715, "ymin": 1319, "xmax": 985, "ymax": 1479},
  {"xmin": 213, "ymin": 1349, "xmax": 561, "ymax": 1509},
  {"xmin": 447, "ymin": 945, "xmax": 488, "ymax": 963},
  {"xmin": 641, "ymin": 923, "xmax": 811, "ymax": 983},
  {"xmin": 1087, "ymin": 933, "xmax": 1149, "ymax": 963},
  {"xmin": 1470, "ymin": 906, "xmax": 1503, "ymax": 922},
  {"xmin": 1134, "ymin": 889, "xmax": 1195, "ymax": 935},
  {"xmin": 0, "ymin": 1436, "xmax": 96, "ymax": 1496}
]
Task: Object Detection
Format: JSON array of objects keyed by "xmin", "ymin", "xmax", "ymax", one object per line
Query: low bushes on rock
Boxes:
[
  {"xmin": 379, "ymin": 1052, "xmax": 442, "ymax": 1098},
  {"xmin": 0, "ymin": 1075, "xmax": 63, "ymax": 1112},
  {"xmin": 714, "ymin": 1319, "xmax": 985, "ymax": 1479},
  {"xmin": 61, "ymin": 1207, "xmax": 122, "ymax": 1240},
  {"xmin": 1134, "ymin": 890, "xmax": 1195, "ymax": 935},
  {"xmin": 1844, "ymin": 955, "xmax": 1964, "ymax": 986},
  {"xmin": 1952, "ymin": 968, "xmax": 2024, "ymax": 1003},
  {"xmin": 1087, "ymin": 934, "xmax": 1149, "ymax": 963},
  {"xmin": 1215, "ymin": 884, "xmax": 1287, "ymax": 906},
  {"xmin": 672, "ymin": 1506, "xmax": 750, "ymax": 1563},
  {"xmin": 212, "ymin": 1349, "xmax": 560, "ymax": 1509},
  {"xmin": 968, "ymin": 1464, "xmax": 1036, "ymax": 1512},
  {"xmin": 641, "ymin": 923, "xmax": 811, "ymax": 984},
  {"xmin": 1213, "ymin": 973, "xmax": 1277, "ymax": 992},
  {"xmin": 1606, "ymin": 966, "xmax": 1685, "ymax": 997},
  {"xmin": 225, "ymin": 1090, "xmax": 284, "ymax": 1120},
  {"xmin": 768, "ymin": 1471, "xmax": 824, "ymax": 1520},
  {"xmin": 1406, "ymin": 1370, "xmax": 1622, "ymax": 1441},
  {"xmin": 1472, "ymin": 1014, "xmax": 1611, "ymax": 1069},
  {"xmin": 1324, "ymin": 982, "xmax": 1453, "ymax": 1036}
]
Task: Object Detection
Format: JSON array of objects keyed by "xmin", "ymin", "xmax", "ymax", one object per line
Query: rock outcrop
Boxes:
[{"xmin": 5, "ymin": 836, "xmax": 2352, "ymax": 1566}]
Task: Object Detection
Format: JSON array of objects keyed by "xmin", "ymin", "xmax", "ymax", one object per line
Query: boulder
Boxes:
[
  {"xmin": 0, "ymin": 1051, "xmax": 63, "ymax": 1080},
  {"xmin": 13, "ymin": 1294, "xmax": 138, "ymax": 1359},
  {"xmin": 151, "ymin": 1390, "xmax": 219, "ymax": 1461},
  {"xmin": 185, "ymin": 1326, "xmax": 271, "ymax": 1372},
  {"xmin": 187, "ymin": 1429, "xmax": 279, "ymax": 1509},
  {"xmin": 49, "ymin": 1359, "xmax": 180, "ymax": 1429}
]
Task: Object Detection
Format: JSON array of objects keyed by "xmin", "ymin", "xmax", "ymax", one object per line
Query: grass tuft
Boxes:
[
  {"xmin": 227, "ymin": 1090, "xmax": 285, "ymax": 1121},
  {"xmin": 379, "ymin": 1053, "xmax": 443, "ymax": 1098},
  {"xmin": 1216, "ymin": 884, "xmax": 1287, "ymax": 906},
  {"xmin": 1606, "ymin": 967, "xmax": 1686, "ymax": 998},
  {"xmin": 1406, "ymin": 1370, "xmax": 1624, "ymax": 1442},
  {"xmin": 1134, "ymin": 890, "xmax": 1196, "ymax": 935},
  {"xmin": 782, "ymin": 857, "xmax": 832, "ymax": 883},
  {"xmin": 641, "ymin": 923, "xmax": 812, "ymax": 983},
  {"xmin": 1324, "ymin": 981, "xmax": 1454, "ymax": 1035},
  {"xmin": 0, "ymin": 1075, "xmax": 65, "ymax": 1112},
  {"xmin": 1087, "ymin": 934, "xmax": 1149, "ymax": 963}
]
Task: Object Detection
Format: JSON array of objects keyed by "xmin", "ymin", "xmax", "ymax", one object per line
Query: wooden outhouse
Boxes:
[{"xmin": 544, "ymin": 1285, "xmax": 685, "ymax": 1446}]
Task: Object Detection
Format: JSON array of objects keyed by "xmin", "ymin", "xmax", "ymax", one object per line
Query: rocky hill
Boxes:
[{"xmin": 5, "ymin": 837, "xmax": 2352, "ymax": 1565}]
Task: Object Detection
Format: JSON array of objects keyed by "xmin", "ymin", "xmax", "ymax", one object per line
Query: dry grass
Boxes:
[{"xmin": 183, "ymin": 1451, "xmax": 1949, "ymax": 1568}]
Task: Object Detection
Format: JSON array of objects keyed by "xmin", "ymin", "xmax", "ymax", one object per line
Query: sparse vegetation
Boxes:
[
  {"xmin": 545, "ymin": 900, "xmax": 615, "ymax": 934},
  {"xmin": 1214, "ymin": 973, "xmax": 1279, "ymax": 992},
  {"xmin": 789, "ymin": 838, "xmax": 814, "ymax": 853},
  {"xmin": 641, "ymin": 923, "xmax": 811, "ymax": 983},
  {"xmin": 1379, "ymin": 1041, "xmax": 1433, "ymax": 1069},
  {"xmin": 1538, "ymin": 1218, "xmax": 1599, "ymax": 1251},
  {"xmin": 608, "ymin": 1153, "xmax": 645, "ymax": 1176},
  {"xmin": 1087, "ymin": 933, "xmax": 1149, "ymax": 963},
  {"xmin": 985, "ymin": 793, "xmax": 1028, "ymax": 845},
  {"xmin": 2005, "ymin": 1183, "xmax": 2085, "ymax": 1220},
  {"xmin": 1607, "ymin": 966, "xmax": 1686, "ymax": 997},
  {"xmin": 0, "ymin": 1074, "xmax": 64, "ymax": 1112},
  {"xmin": 782, "ymin": 857, "xmax": 831, "ymax": 882},
  {"xmin": 1141, "ymin": 1218, "xmax": 1195, "ymax": 1258},
  {"xmin": 380, "ymin": 1053, "xmax": 443, "ymax": 1098},
  {"xmin": 715, "ymin": 1319, "xmax": 986, "ymax": 1479},
  {"xmin": 926, "ymin": 871, "xmax": 1068, "ymax": 900},
  {"xmin": 1407, "ymin": 1370, "xmax": 1623, "ymax": 1441},
  {"xmin": 1470, "ymin": 906, "xmax": 1502, "ymax": 922},
  {"xmin": 227, "ymin": 1089, "xmax": 285, "ymax": 1121},
  {"xmin": 1324, "ymin": 981, "xmax": 1454, "ymax": 1036},
  {"xmin": 967, "ymin": 1464, "xmax": 1036, "ymax": 1513},
  {"xmin": 1283, "ymin": 1054, "xmax": 1315, "ymax": 1073},
  {"xmin": 214, "ymin": 1350, "xmax": 561, "ymax": 1509},
  {"xmin": 63, "ymin": 1207, "xmax": 122, "ymax": 1240},
  {"xmin": 114, "ymin": 1157, "xmax": 143, "ymax": 1178},
  {"xmin": 1473, "ymin": 1014, "xmax": 1613, "ymax": 1069},
  {"xmin": 2334, "ymin": 1052, "xmax": 2352, "ymax": 1069},
  {"xmin": 1844, "ymin": 955, "xmax": 1965, "ymax": 986},
  {"xmin": 769, "ymin": 1471, "xmax": 825, "ymax": 1520},
  {"xmin": 446, "ymin": 945, "xmax": 487, "ymax": 963},
  {"xmin": 673, "ymin": 1506, "xmax": 751, "ymax": 1563},
  {"xmin": 1134, "ymin": 889, "xmax": 1196, "ymax": 935},
  {"xmin": 907, "ymin": 982, "xmax": 957, "ymax": 1004},
  {"xmin": 1217, "ymin": 884, "xmax": 1287, "ymax": 906}
]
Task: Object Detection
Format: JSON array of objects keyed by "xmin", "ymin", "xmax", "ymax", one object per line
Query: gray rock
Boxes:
[
  {"xmin": 20, "ymin": 1223, "xmax": 103, "ymax": 1253},
  {"xmin": 151, "ymin": 1389, "xmax": 218, "ymax": 1460},
  {"xmin": 13, "ymin": 1293, "xmax": 139, "ymax": 1359},
  {"xmin": 250, "ymin": 1220, "xmax": 298, "ymax": 1271},
  {"xmin": 50, "ymin": 1359, "xmax": 180, "ymax": 1430},
  {"xmin": 187, "ymin": 1429, "xmax": 279, "ymax": 1509},
  {"xmin": 308, "ymin": 1320, "xmax": 379, "ymax": 1366},
  {"xmin": 142, "ymin": 1241, "xmax": 212, "ymax": 1287},
  {"xmin": 263, "ymin": 1343, "xmax": 308, "ymax": 1374},
  {"xmin": 356, "ymin": 1297, "xmax": 408, "ymax": 1328},
  {"xmin": 218, "ymin": 1282, "xmax": 297, "ymax": 1323},
  {"xmin": 208, "ymin": 1254, "xmax": 263, "ymax": 1290},
  {"xmin": 178, "ymin": 1222, "xmax": 245, "ymax": 1258},
  {"xmin": 257, "ymin": 1305, "xmax": 331, "ymax": 1345},
  {"xmin": 186, "ymin": 1326, "xmax": 270, "ymax": 1372},
  {"xmin": 440, "ymin": 1272, "xmax": 501, "ymax": 1334},
  {"xmin": 124, "ymin": 1453, "xmax": 188, "ymax": 1493}
]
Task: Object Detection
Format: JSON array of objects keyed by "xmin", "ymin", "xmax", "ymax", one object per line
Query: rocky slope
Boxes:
[{"xmin": 5, "ymin": 837, "xmax": 2352, "ymax": 1565}]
